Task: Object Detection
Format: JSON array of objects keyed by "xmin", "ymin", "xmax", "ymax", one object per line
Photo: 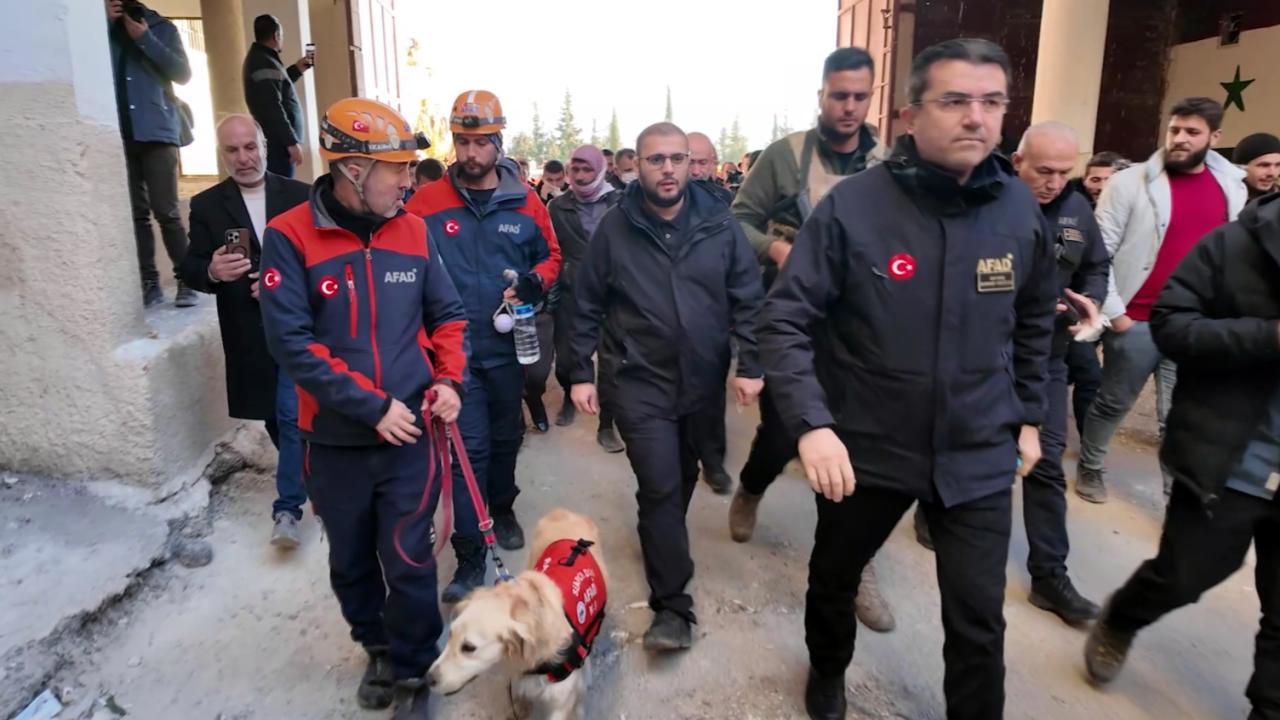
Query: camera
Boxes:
[{"xmin": 123, "ymin": 0, "xmax": 146, "ymax": 22}]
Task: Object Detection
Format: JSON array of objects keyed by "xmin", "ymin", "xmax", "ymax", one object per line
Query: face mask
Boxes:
[{"xmin": 619, "ymin": 171, "xmax": 638, "ymax": 184}]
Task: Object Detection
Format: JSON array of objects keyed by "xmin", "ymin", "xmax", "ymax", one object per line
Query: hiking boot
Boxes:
[
  {"xmin": 1030, "ymin": 575, "xmax": 1101, "ymax": 626},
  {"xmin": 805, "ymin": 668, "xmax": 847, "ymax": 720},
  {"xmin": 441, "ymin": 537, "xmax": 486, "ymax": 603},
  {"xmin": 597, "ymin": 425, "xmax": 625, "ymax": 454},
  {"xmin": 142, "ymin": 280, "xmax": 164, "ymax": 308},
  {"xmin": 854, "ymin": 563, "xmax": 895, "ymax": 633},
  {"xmin": 1084, "ymin": 605, "xmax": 1135, "ymax": 686},
  {"xmin": 703, "ymin": 465, "xmax": 733, "ymax": 495},
  {"xmin": 174, "ymin": 282, "xmax": 198, "ymax": 307},
  {"xmin": 527, "ymin": 396, "xmax": 549, "ymax": 433},
  {"xmin": 270, "ymin": 512, "xmax": 301, "ymax": 550},
  {"xmin": 390, "ymin": 679, "xmax": 431, "ymax": 720},
  {"xmin": 914, "ymin": 504, "xmax": 934, "ymax": 551},
  {"xmin": 643, "ymin": 609, "xmax": 693, "ymax": 651},
  {"xmin": 356, "ymin": 647, "xmax": 394, "ymax": 709},
  {"xmin": 1076, "ymin": 466, "xmax": 1108, "ymax": 503},
  {"xmin": 555, "ymin": 394, "xmax": 576, "ymax": 427},
  {"xmin": 728, "ymin": 487, "xmax": 764, "ymax": 543},
  {"xmin": 492, "ymin": 511, "xmax": 525, "ymax": 550}
]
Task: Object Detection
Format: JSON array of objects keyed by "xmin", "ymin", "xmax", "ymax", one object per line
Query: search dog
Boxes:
[{"xmin": 428, "ymin": 508, "xmax": 608, "ymax": 720}]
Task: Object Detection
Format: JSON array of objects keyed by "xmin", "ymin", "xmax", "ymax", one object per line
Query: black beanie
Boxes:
[{"xmin": 1233, "ymin": 133, "xmax": 1280, "ymax": 165}]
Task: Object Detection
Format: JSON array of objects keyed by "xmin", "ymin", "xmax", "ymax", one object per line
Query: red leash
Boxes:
[{"xmin": 392, "ymin": 390, "xmax": 513, "ymax": 581}]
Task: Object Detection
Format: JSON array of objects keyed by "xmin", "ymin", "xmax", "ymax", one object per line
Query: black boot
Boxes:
[
  {"xmin": 1084, "ymin": 602, "xmax": 1135, "ymax": 686},
  {"xmin": 1030, "ymin": 575, "xmax": 1101, "ymax": 625},
  {"xmin": 527, "ymin": 395, "xmax": 549, "ymax": 432},
  {"xmin": 597, "ymin": 424, "xmax": 625, "ymax": 454},
  {"xmin": 643, "ymin": 609, "xmax": 693, "ymax": 651},
  {"xmin": 356, "ymin": 646, "xmax": 394, "ymax": 709},
  {"xmin": 804, "ymin": 668, "xmax": 847, "ymax": 720},
  {"xmin": 390, "ymin": 679, "xmax": 431, "ymax": 720},
  {"xmin": 702, "ymin": 465, "xmax": 734, "ymax": 495},
  {"xmin": 492, "ymin": 510, "xmax": 525, "ymax": 550},
  {"xmin": 441, "ymin": 536, "xmax": 486, "ymax": 603},
  {"xmin": 555, "ymin": 393, "xmax": 576, "ymax": 427}
]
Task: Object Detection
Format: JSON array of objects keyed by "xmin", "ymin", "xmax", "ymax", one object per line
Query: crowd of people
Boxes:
[{"xmin": 103, "ymin": 2, "xmax": 1280, "ymax": 718}]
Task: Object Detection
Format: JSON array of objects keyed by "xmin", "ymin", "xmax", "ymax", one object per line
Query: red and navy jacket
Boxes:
[
  {"xmin": 531, "ymin": 538, "xmax": 606, "ymax": 682},
  {"xmin": 405, "ymin": 159, "xmax": 560, "ymax": 369},
  {"xmin": 260, "ymin": 178, "xmax": 468, "ymax": 446}
]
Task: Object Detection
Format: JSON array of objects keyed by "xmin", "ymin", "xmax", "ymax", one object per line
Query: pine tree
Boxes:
[
  {"xmin": 552, "ymin": 89, "xmax": 582, "ymax": 161},
  {"xmin": 664, "ymin": 86, "xmax": 673, "ymax": 122},
  {"xmin": 509, "ymin": 132, "xmax": 535, "ymax": 162},
  {"xmin": 530, "ymin": 103, "xmax": 551, "ymax": 163},
  {"xmin": 724, "ymin": 117, "xmax": 749, "ymax": 165},
  {"xmin": 590, "ymin": 119, "xmax": 602, "ymax": 147},
  {"xmin": 770, "ymin": 114, "xmax": 793, "ymax": 143},
  {"xmin": 716, "ymin": 126, "xmax": 730, "ymax": 163},
  {"xmin": 606, "ymin": 109, "xmax": 622, "ymax": 151}
]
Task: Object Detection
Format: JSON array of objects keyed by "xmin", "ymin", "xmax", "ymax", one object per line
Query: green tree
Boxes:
[
  {"xmin": 509, "ymin": 132, "xmax": 535, "ymax": 162},
  {"xmin": 720, "ymin": 117, "xmax": 749, "ymax": 166},
  {"xmin": 552, "ymin": 89, "xmax": 582, "ymax": 162},
  {"xmin": 589, "ymin": 118, "xmax": 602, "ymax": 147},
  {"xmin": 606, "ymin": 108, "xmax": 622, "ymax": 151},
  {"xmin": 770, "ymin": 114, "xmax": 793, "ymax": 143},
  {"xmin": 664, "ymin": 86, "xmax": 673, "ymax": 122},
  {"xmin": 528, "ymin": 103, "xmax": 552, "ymax": 163}
]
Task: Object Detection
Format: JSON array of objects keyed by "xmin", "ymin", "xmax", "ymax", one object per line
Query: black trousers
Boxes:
[
  {"xmin": 739, "ymin": 386, "xmax": 796, "ymax": 495},
  {"xmin": 523, "ymin": 310, "xmax": 556, "ymax": 409},
  {"xmin": 1107, "ymin": 484, "xmax": 1280, "ymax": 719},
  {"xmin": 615, "ymin": 409, "xmax": 701, "ymax": 621},
  {"xmin": 807, "ymin": 483, "xmax": 1011, "ymax": 720},
  {"xmin": 692, "ymin": 379, "xmax": 727, "ymax": 473},
  {"xmin": 266, "ymin": 139, "xmax": 295, "ymax": 178},
  {"xmin": 124, "ymin": 141, "xmax": 187, "ymax": 286},
  {"xmin": 1066, "ymin": 339, "xmax": 1102, "ymax": 438},
  {"xmin": 304, "ymin": 441, "xmax": 442, "ymax": 680},
  {"xmin": 1023, "ymin": 358, "xmax": 1071, "ymax": 580},
  {"xmin": 551, "ymin": 286, "xmax": 615, "ymax": 428}
]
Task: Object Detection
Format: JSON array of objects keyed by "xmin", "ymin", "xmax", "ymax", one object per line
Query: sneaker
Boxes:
[
  {"xmin": 527, "ymin": 396, "xmax": 549, "ymax": 433},
  {"xmin": 597, "ymin": 426, "xmax": 625, "ymax": 454},
  {"xmin": 441, "ymin": 540, "xmax": 486, "ymax": 604},
  {"xmin": 804, "ymin": 668, "xmax": 847, "ymax": 720},
  {"xmin": 1075, "ymin": 465, "xmax": 1108, "ymax": 503},
  {"xmin": 1030, "ymin": 575, "xmax": 1101, "ymax": 626},
  {"xmin": 174, "ymin": 282, "xmax": 198, "ymax": 307},
  {"xmin": 142, "ymin": 280, "xmax": 164, "ymax": 308},
  {"xmin": 643, "ymin": 609, "xmax": 693, "ymax": 651},
  {"xmin": 728, "ymin": 487, "xmax": 763, "ymax": 543},
  {"xmin": 555, "ymin": 394, "xmax": 576, "ymax": 427},
  {"xmin": 270, "ymin": 512, "xmax": 301, "ymax": 550},
  {"xmin": 1084, "ymin": 604, "xmax": 1135, "ymax": 686},
  {"xmin": 492, "ymin": 511, "xmax": 525, "ymax": 550},
  {"xmin": 356, "ymin": 647, "xmax": 394, "ymax": 710},
  {"xmin": 703, "ymin": 466, "xmax": 733, "ymax": 495},
  {"xmin": 390, "ymin": 679, "xmax": 431, "ymax": 720},
  {"xmin": 913, "ymin": 505, "xmax": 934, "ymax": 551},
  {"xmin": 854, "ymin": 563, "xmax": 896, "ymax": 633}
]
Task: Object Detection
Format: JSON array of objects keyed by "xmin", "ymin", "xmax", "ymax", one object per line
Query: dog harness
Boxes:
[{"xmin": 530, "ymin": 538, "xmax": 607, "ymax": 682}]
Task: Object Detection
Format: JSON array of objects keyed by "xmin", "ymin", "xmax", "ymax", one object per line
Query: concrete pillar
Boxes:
[
  {"xmin": 308, "ymin": 0, "xmax": 356, "ymax": 118},
  {"xmin": 200, "ymin": 0, "xmax": 248, "ymax": 119},
  {"xmin": 0, "ymin": 0, "xmax": 231, "ymax": 495},
  {"xmin": 242, "ymin": 0, "xmax": 323, "ymax": 180},
  {"xmin": 1030, "ymin": 0, "xmax": 1110, "ymax": 166}
]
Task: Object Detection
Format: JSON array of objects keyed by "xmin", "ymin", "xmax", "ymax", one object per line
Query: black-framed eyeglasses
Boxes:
[
  {"xmin": 641, "ymin": 153, "xmax": 690, "ymax": 169},
  {"xmin": 912, "ymin": 94, "xmax": 1010, "ymax": 115}
]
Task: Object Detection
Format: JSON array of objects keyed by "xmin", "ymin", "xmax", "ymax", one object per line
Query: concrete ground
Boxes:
[{"xmin": 18, "ymin": 386, "xmax": 1263, "ymax": 720}]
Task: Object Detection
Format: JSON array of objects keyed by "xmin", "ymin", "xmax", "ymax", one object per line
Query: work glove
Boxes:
[{"xmin": 513, "ymin": 271, "xmax": 545, "ymax": 305}]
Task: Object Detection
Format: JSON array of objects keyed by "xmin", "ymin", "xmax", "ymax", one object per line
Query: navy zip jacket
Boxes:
[
  {"xmin": 569, "ymin": 181, "xmax": 765, "ymax": 418},
  {"xmin": 760, "ymin": 137, "xmax": 1057, "ymax": 506},
  {"xmin": 1041, "ymin": 188, "xmax": 1110, "ymax": 357}
]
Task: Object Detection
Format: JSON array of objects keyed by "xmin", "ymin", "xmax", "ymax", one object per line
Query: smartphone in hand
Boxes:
[
  {"xmin": 305, "ymin": 43, "xmax": 316, "ymax": 65},
  {"xmin": 224, "ymin": 228, "xmax": 252, "ymax": 260}
]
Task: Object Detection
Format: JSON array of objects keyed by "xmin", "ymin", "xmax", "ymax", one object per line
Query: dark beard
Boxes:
[
  {"xmin": 818, "ymin": 117, "xmax": 857, "ymax": 146},
  {"xmin": 457, "ymin": 158, "xmax": 496, "ymax": 182},
  {"xmin": 1165, "ymin": 145, "xmax": 1209, "ymax": 173},
  {"xmin": 641, "ymin": 182, "xmax": 684, "ymax": 208}
]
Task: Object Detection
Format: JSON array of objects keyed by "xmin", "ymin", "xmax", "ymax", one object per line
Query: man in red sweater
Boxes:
[{"xmin": 1076, "ymin": 98, "xmax": 1247, "ymax": 503}]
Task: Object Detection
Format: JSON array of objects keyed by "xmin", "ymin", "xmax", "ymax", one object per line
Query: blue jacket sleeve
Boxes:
[
  {"xmin": 1012, "ymin": 216, "xmax": 1059, "ymax": 426},
  {"xmin": 136, "ymin": 19, "xmax": 191, "ymax": 85},
  {"xmin": 259, "ymin": 228, "xmax": 390, "ymax": 427},
  {"xmin": 422, "ymin": 233, "xmax": 469, "ymax": 385}
]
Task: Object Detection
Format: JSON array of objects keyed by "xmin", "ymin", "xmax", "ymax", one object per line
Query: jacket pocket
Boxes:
[{"xmin": 344, "ymin": 264, "xmax": 358, "ymax": 338}]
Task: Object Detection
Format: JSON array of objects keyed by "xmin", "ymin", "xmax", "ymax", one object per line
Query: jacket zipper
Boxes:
[
  {"xmin": 363, "ymin": 247, "xmax": 383, "ymax": 388},
  {"xmin": 344, "ymin": 264, "xmax": 357, "ymax": 338}
]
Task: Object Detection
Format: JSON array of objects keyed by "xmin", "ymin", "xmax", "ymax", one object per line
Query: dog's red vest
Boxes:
[{"xmin": 532, "ymin": 538, "xmax": 607, "ymax": 682}]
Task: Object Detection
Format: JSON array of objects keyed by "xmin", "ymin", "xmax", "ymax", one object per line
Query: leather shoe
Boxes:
[{"xmin": 804, "ymin": 668, "xmax": 846, "ymax": 720}]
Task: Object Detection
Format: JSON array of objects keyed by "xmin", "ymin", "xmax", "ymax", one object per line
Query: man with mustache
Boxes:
[
  {"xmin": 405, "ymin": 90, "xmax": 561, "ymax": 601},
  {"xmin": 178, "ymin": 114, "xmax": 312, "ymax": 549},
  {"xmin": 1234, "ymin": 132, "xmax": 1280, "ymax": 201},
  {"xmin": 1076, "ymin": 98, "xmax": 1247, "ymax": 504}
]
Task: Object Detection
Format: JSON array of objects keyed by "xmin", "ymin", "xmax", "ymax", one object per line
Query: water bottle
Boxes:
[{"xmin": 512, "ymin": 303, "xmax": 540, "ymax": 365}]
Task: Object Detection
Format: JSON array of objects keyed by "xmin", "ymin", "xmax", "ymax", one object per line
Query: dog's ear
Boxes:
[{"xmin": 505, "ymin": 592, "xmax": 545, "ymax": 664}]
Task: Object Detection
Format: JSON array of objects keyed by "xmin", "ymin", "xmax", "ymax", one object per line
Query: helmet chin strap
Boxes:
[{"xmin": 337, "ymin": 159, "xmax": 396, "ymax": 220}]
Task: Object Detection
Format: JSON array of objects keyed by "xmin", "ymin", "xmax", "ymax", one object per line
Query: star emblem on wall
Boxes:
[{"xmin": 1220, "ymin": 65, "xmax": 1255, "ymax": 112}]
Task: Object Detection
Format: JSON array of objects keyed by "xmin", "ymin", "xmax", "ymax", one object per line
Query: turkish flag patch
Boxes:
[
  {"xmin": 444, "ymin": 218, "xmax": 461, "ymax": 236},
  {"xmin": 888, "ymin": 253, "xmax": 916, "ymax": 281},
  {"xmin": 318, "ymin": 275, "xmax": 339, "ymax": 298},
  {"xmin": 262, "ymin": 268, "xmax": 282, "ymax": 290}
]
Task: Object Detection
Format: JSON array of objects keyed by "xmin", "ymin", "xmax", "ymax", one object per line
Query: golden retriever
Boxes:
[{"xmin": 428, "ymin": 508, "xmax": 608, "ymax": 720}]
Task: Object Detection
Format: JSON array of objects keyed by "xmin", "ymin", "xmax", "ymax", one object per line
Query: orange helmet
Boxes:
[
  {"xmin": 450, "ymin": 90, "xmax": 506, "ymax": 135},
  {"xmin": 318, "ymin": 97, "xmax": 428, "ymax": 164}
]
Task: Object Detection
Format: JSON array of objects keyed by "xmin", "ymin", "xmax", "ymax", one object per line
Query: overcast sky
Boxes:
[{"xmin": 400, "ymin": 0, "xmax": 833, "ymax": 153}]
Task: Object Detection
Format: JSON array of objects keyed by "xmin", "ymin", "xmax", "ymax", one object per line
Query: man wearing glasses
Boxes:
[
  {"xmin": 568, "ymin": 122, "xmax": 765, "ymax": 652},
  {"xmin": 760, "ymin": 39, "xmax": 1056, "ymax": 719}
]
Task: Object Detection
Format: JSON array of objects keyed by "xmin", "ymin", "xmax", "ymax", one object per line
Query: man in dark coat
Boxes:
[
  {"xmin": 178, "ymin": 115, "xmax": 310, "ymax": 547},
  {"xmin": 569, "ymin": 122, "xmax": 765, "ymax": 651},
  {"xmin": 1085, "ymin": 192, "xmax": 1280, "ymax": 719},
  {"xmin": 242, "ymin": 14, "xmax": 313, "ymax": 178},
  {"xmin": 760, "ymin": 39, "xmax": 1057, "ymax": 719}
]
